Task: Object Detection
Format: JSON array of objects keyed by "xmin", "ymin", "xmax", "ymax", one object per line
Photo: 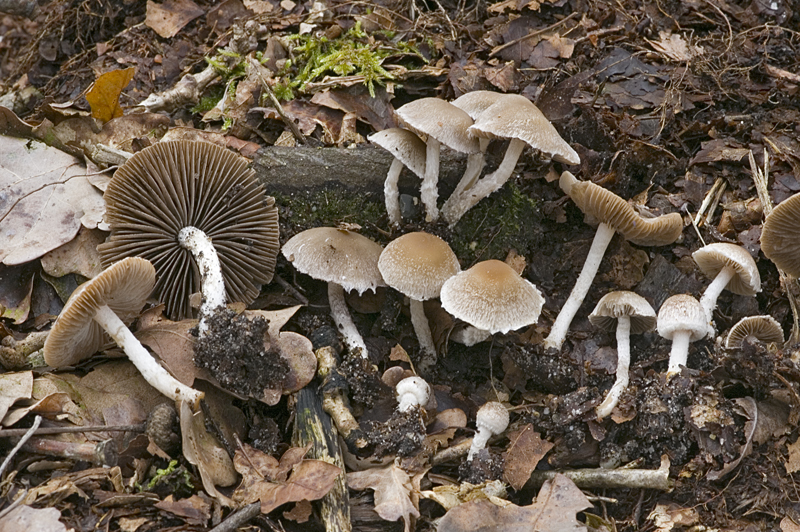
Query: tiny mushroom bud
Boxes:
[
  {"xmin": 656, "ymin": 294, "xmax": 708, "ymax": 377},
  {"xmin": 761, "ymin": 191, "xmax": 800, "ymax": 276},
  {"xmin": 467, "ymin": 401, "xmax": 509, "ymax": 461},
  {"xmin": 396, "ymin": 376, "xmax": 432, "ymax": 413},
  {"xmin": 725, "ymin": 315, "xmax": 784, "ymax": 349},
  {"xmin": 369, "ymin": 128, "xmax": 427, "ymax": 226},
  {"xmin": 589, "ymin": 291, "xmax": 656, "ymax": 419}
]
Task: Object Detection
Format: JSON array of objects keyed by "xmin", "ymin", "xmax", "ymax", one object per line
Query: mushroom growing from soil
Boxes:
[
  {"xmin": 441, "ymin": 94, "xmax": 580, "ymax": 226},
  {"xmin": 589, "ymin": 291, "xmax": 656, "ymax": 419},
  {"xmin": 761, "ymin": 191, "xmax": 800, "ymax": 276},
  {"xmin": 395, "ymin": 98, "xmax": 480, "ymax": 222},
  {"xmin": 43, "ymin": 257, "xmax": 203, "ymax": 405},
  {"xmin": 282, "ymin": 227, "xmax": 384, "ymax": 357},
  {"xmin": 692, "ymin": 243, "xmax": 760, "ymax": 336},
  {"xmin": 396, "ymin": 376, "xmax": 431, "ymax": 413},
  {"xmin": 369, "ymin": 128, "xmax": 427, "ymax": 227},
  {"xmin": 725, "ymin": 315, "xmax": 784, "ymax": 348},
  {"xmin": 544, "ymin": 171, "xmax": 683, "ymax": 351},
  {"xmin": 99, "ymin": 140, "xmax": 280, "ymax": 322},
  {"xmin": 467, "ymin": 401, "xmax": 509, "ymax": 461},
  {"xmin": 656, "ymin": 294, "xmax": 708, "ymax": 377},
  {"xmin": 378, "ymin": 232, "xmax": 460, "ymax": 373}
]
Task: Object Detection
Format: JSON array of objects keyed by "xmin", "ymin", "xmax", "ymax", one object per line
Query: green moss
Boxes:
[
  {"xmin": 275, "ymin": 187, "xmax": 386, "ymax": 240},
  {"xmin": 190, "ymin": 85, "xmax": 225, "ymax": 114}
]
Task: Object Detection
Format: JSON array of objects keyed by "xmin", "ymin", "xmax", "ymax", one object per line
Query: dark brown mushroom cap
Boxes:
[
  {"xmin": 395, "ymin": 98, "xmax": 480, "ymax": 154},
  {"xmin": 43, "ymin": 257, "xmax": 156, "ymax": 367},
  {"xmin": 725, "ymin": 315, "xmax": 784, "ymax": 348},
  {"xmin": 762, "ymin": 192, "xmax": 800, "ymax": 277},
  {"xmin": 98, "ymin": 140, "xmax": 280, "ymax": 321},
  {"xmin": 589, "ymin": 291, "xmax": 656, "ymax": 334},
  {"xmin": 692, "ymin": 243, "xmax": 760, "ymax": 296},
  {"xmin": 560, "ymin": 171, "xmax": 683, "ymax": 247}
]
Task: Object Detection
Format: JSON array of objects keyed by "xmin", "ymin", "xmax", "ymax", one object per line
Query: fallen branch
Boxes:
[{"xmin": 525, "ymin": 456, "xmax": 672, "ymax": 491}]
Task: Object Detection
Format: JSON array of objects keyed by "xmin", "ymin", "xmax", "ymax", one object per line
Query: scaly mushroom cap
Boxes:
[
  {"xmin": 761, "ymin": 192, "xmax": 800, "ymax": 276},
  {"xmin": 725, "ymin": 315, "xmax": 784, "ymax": 348},
  {"xmin": 560, "ymin": 171, "xmax": 683, "ymax": 247},
  {"xmin": 440, "ymin": 259, "xmax": 543, "ymax": 334},
  {"xmin": 692, "ymin": 243, "xmax": 761, "ymax": 296},
  {"xmin": 378, "ymin": 232, "xmax": 460, "ymax": 301},
  {"xmin": 43, "ymin": 257, "xmax": 156, "ymax": 367},
  {"xmin": 395, "ymin": 98, "xmax": 480, "ymax": 154},
  {"xmin": 475, "ymin": 401, "xmax": 509, "ymax": 435},
  {"xmin": 451, "ymin": 90, "xmax": 506, "ymax": 120},
  {"xmin": 369, "ymin": 128, "xmax": 427, "ymax": 179},
  {"xmin": 99, "ymin": 140, "xmax": 280, "ymax": 321},
  {"xmin": 589, "ymin": 291, "xmax": 656, "ymax": 334},
  {"xmin": 468, "ymin": 94, "xmax": 580, "ymax": 165},
  {"xmin": 282, "ymin": 227, "xmax": 385, "ymax": 295},
  {"xmin": 656, "ymin": 294, "xmax": 707, "ymax": 342}
]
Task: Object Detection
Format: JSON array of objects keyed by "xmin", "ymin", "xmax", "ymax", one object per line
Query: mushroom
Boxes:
[
  {"xmin": 99, "ymin": 140, "xmax": 280, "ymax": 322},
  {"xmin": 544, "ymin": 171, "xmax": 683, "ymax": 351},
  {"xmin": 282, "ymin": 227, "xmax": 385, "ymax": 357},
  {"xmin": 692, "ymin": 243, "xmax": 760, "ymax": 336},
  {"xmin": 761, "ymin": 191, "xmax": 800, "ymax": 276},
  {"xmin": 589, "ymin": 291, "xmax": 656, "ymax": 419},
  {"xmin": 396, "ymin": 376, "xmax": 431, "ymax": 413},
  {"xmin": 440, "ymin": 259, "xmax": 544, "ymax": 336},
  {"xmin": 43, "ymin": 257, "xmax": 203, "ymax": 405},
  {"xmin": 369, "ymin": 128, "xmax": 427, "ymax": 227},
  {"xmin": 656, "ymin": 294, "xmax": 708, "ymax": 377},
  {"xmin": 441, "ymin": 94, "xmax": 580, "ymax": 226},
  {"xmin": 378, "ymin": 232, "xmax": 460, "ymax": 373},
  {"xmin": 725, "ymin": 315, "xmax": 784, "ymax": 348},
  {"xmin": 467, "ymin": 401, "xmax": 509, "ymax": 461},
  {"xmin": 395, "ymin": 98, "xmax": 480, "ymax": 222}
]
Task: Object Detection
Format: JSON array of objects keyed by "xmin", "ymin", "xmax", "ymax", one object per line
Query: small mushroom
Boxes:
[
  {"xmin": 544, "ymin": 171, "xmax": 683, "ymax": 351},
  {"xmin": 282, "ymin": 227, "xmax": 385, "ymax": 357},
  {"xmin": 656, "ymin": 294, "xmax": 707, "ymax": 377},
  {"xmin": 692, "ymin": 243, "xmax": 760, "ymax": 336},
  {"xmin": 43, "ymin": 257, "xmax": 203, "ymax": 405},
  {"xmin": 589, "ymin": 291, "xmax": 656, "ymax": 419},
  {"xmin": 378, "ymin": 232, "xmax": 460, "ymax": 373},
  {"xmin": 761, "ymin": 191, "xmax": 800, "ymax": 276},
  {"xmin": 467, "ymin": 401, "xmax": 509, "ymax": 461},
  {"xmin": 725, "ymin": 315, "xmax": 784, "ymax": 348},
  {"xmin": 369, "ymin": 128, "xmax": 427, "ymax": 227},
  {"xmin": 396, "ymin": 376, "xmax": 431, "ymax": 413}
]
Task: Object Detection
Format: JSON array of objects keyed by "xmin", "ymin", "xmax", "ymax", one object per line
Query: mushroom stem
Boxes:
[
  {"xmin": 596, "ymin": 315, "xmax": 631, "ymax": 419},
  {"xmin": 420, "ymin": 138, "xmax": 441, "ymax": 222},
  {"xmin": 544, "ymin": 222, "xmax": 616, "ymax": 350},
  {"xmin": 327, "ymin": 282, "xmax": 368, "ymax": 357},
  {"xmin": 441, "ymin": 151, "xmax": 486, "ymax": 224},
  {"xmin": 698, "ymin": 265, "xmax": 735, "ymax": 329},
  {"xmin": 178, "ymin": 226, "xmax": 226, "ymax": 334},
  {"xmin": 409, "ymin": 299, "xmax": 437, "ymax": 373},
  {"xmin": 384, "ymin": 158, "xmax": 404, "ymax": 227},
  {"xmin": 93, "ymin": 304, "xmax": 204, "ymax": 405},
  {"xmin": 666, "ymin": 329, "xmax": 691, "ymax": 377}
]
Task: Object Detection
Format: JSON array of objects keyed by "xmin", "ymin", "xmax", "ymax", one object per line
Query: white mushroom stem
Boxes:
[
  {"xmin": 328, "ymin": 282, "xmax": 369, "ymax": 358},
  {"xmin": 596, "ymin": 316, "xmax": 631, "ymax": 419},
  {"xmin": 666, "ymin": 330, "xmax": 691, "ymax": 377},
  {"xmin": 698, "ymin": 265, "xmax": 735, "ymax": 327},
  {"xmin": 178, "ymin": 226, "xmax": 226, "ymax": 335},
  {"xmin": 93, "ymin": 304, "xmax": 203, "ymax": 405},
  {"xmin": 420, "ymin": 138, "xmax": 441, "ymax": 222},
  {"xmin": 409, "ymin": 299, "xmax": 437, "ymax": 373},
  {"xmin": 544, "ymin": 222, "xmax": 616, "ymax": 350},
  {"xmin": 441, "ymin": 151, "xmax": 486, "ymax": 224},
  {"xmin": 384, "ymin": 158, "xmax": 404, "ymax": 227}
]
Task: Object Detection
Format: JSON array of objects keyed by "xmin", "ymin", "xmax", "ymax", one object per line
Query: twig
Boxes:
[
  {"xmin": 525, "ymin": 455, "xmax": 672, "ymax": 491},
  {"xmin": 490, "ymin": 13, "xmax": 579, "ymax": 57},
  {"xmin": 209, "ymin": 502, "xmax": 261, "ymax": 532},
  {"xmin": 694, "ymin": 177, "xmax": 726, "ymax": 228},
  {"xmin": 0, "ymin": 423, "xmax": 145, "ymax": 438},
  {"xmin": 0, "ymin": 0, "xmax": 37, "ymax": 18},
  {"xmin": 249, "ymin": 57, "xmax": 307, "ymax": 145},
  {"xmin": 21, "ymin": 438, "xmax": 118, "ymax": 466},
  {"xmin": 0, "ymin": 415, "xmax": 41, "ymax": 479}
]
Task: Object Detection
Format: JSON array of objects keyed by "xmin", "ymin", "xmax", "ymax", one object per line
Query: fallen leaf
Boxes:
[
  {"xmin": 283, "ymin": 499, "xmax": 313, "ymax": 522},
  {"xmin": 648, "ymin": 503, "xmax": 699, "ymax": 531},
  {"xmin": 0, "ymin": 505, "xmax": 71, "ymax": 532},
  {"xmin": 85, "ymin": 68, "xmax": 135, "ymax": 123},
  {"xmin": 782, "ymin": 516, "xmax": 800, "ymax": 532},
  {"xmin": 647, "ymin": 31, "xmax": 704, "ymax": 62},
  {"xmin": 145, "ymin": 0, "xmax": 205, "ymax": 39},
  {"xmin": 0, "ymin": 262, "xmax": 36, "ymax": 323},
  {"xmin": 787, "ymin": 439, "xmax": 800, "ymax": 475},
  {"xmin": 40, "ymin": 227, "xmax": 106, "ymax": 279},
  {"xmin": 0, "ymin": 371, "xmax": 33, "ymax": 423},
  {"xmin": 503, "ymin": 424, "xmax": 554, "ymax": 490},
  {"xmin": 180, "ymin": 400, "xmax": 238, "ymax": 501},
  {"xmin": 347, "ymin": 462, "xmax": 420, "ymax": 532},
  {"xmin": 421, "ymin": 480, "xmax": 509, "ymax": 511},
  {"xmin": 155, "ymin": 493, "xmax": 212, "ymax": 526}
]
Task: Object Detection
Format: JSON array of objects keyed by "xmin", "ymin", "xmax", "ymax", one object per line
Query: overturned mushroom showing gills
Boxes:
[
  {"xmin": 369, "ymin": 129, "xmax": 427, "ymax": 227},
  {"xmin": 467, "ymin": 401, "xmax": 509, "ymax": 461},
  {"xmin": 589, "ymin": 291, "xmax": 656, "ymax": 419},
  {"xmin": 725, "ymin": 315, "xmax": 784, "ymax": 348},
  {"xmin": 282, "ymin": 227, "xmax": 384, "ymax": 357},
  {"xmin": 43, "ymin": 257, "xmax": 203, "ymax": 405},
  {"xmin": 761, "ymin": 192, "xmax": 800, "ymax": 277},
  {"xmin": 544, "ymin": 172, "xmax": 683, "ymax": 351},
  {"xmin": 657, "ymin": 294, "xmax": 707, "ymax": 377},
  {"xmin": 396, "ymin": 376, "xmax": 431, "ymax": 413},
  {"xmin": 99, "ymin": 140, "xmax": 280, "ymax": 321}
]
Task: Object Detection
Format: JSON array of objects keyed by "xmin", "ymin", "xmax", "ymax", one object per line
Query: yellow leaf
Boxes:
[{"xmin": 85, "ymin": 67, "xmax": 135, "ymax": 123}]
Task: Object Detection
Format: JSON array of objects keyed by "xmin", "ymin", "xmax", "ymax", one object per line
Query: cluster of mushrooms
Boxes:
[{"xmin": 37, "ymin": 90, "xmax": 800, "ymax": 485}]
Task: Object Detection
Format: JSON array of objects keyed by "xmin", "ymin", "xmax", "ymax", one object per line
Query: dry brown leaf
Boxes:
[
  {"xmin": 0, "ymin": 505, "xmax": 71, "ymax": 532},
  {"xmin": 782, "ymin": 516, "xmax": 800, "ymax": 532},
  {"xmin": 85, "ymin": 68, "xmax": 135, "ymax": 123},
  {"xmin": 347, "ymin": 462, "xmax": 420, "ymax": 532},
  {"xmin": 40, "ymin": 227, "xmax": 106, "ymax": 279},
  {"xmin": 646, "ymin": 31, "xmax": 704, "ymax": 62},
  {"xmin": 154, "ymin": 493, "xmax": 213, "ymax": 526},
  {"xmin": 787, "ymin": 439, "xmax": 800, "ymax": 475},
  {"xmin": 503, "ymin": 424, "xmax": 554, "ymax": 491},
  {"xmin": 283, "ymin": 499, "xmax": 313, "ymax": 522},
  {"xmin": 145, "ymin": 0, "xmax": 205, "ymax": 38},
  {"xmin": 648, "ymin": 503, "xmax": 699, "ymax": 530},
  {"xmin": 0, "ymin": 371, "xmax": 33, "ymax": 424}
]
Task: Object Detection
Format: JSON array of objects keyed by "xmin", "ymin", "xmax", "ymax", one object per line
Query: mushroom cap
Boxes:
[
  {"xmin": 440, "ymin": 259, "xmax": 544, "ymax": 334},
  {"xmin": 395, "ymin": 98, "xmax": 480, "ymax": 154},
  {"xmin": 369, "ymin": 128, "xmax": 427, "ymax": 179},
  {"xmin": 475, "ymin": 401, "xmax": 509, "ymax": 435},
  {"xmin": 282, "ymin": 227, "xmax": 385, "ymax": 295},
  {"xmin": 99, "ymin": 140, "xmax": 280, "ymax": 321},
  {"xmin": 451, "ymin": 90, "xmax": 506, "ymax": 120},
  {"xmin": 589, "ymin": 291, "xmax": 656, "ymax": 334},
  {"xmin": 396, "ymin": 376, "xmax": 432, "ymax": 411},
  {"xmin": 692, "ymin": 243, "xmax": 761, "ymax": 296},
  {"xmin": 725, "ymin": 315, "xmax": 784, "ymax": 348},
  {"xmin": 378, "ymin": 232, "xmax": 460, "ymax": 301},
  {"xmin": 43, "ymin": 257, "xmax": 156, "ymax": 367},
  {"xmin": 560, "ymin": 171, "xmax": 683, "ymax": 247},
  {"xmin": 467, "ymin": 94, "xmax": 580, "ymax": 165},
  {"xmin": 656, "ymin": 294, "xmax": 707, "ymax": 342},
  {"xmin": 762, "ymin": 192, "xmax": 800, "ymax": 276}
]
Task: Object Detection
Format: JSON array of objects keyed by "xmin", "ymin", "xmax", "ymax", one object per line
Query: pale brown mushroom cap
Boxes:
[
  {"xmin": 369, "ymin": 128, "xmax": 427, "ymax": 179},
  {"xmin": 282, "ymin": 227, "xmax": 385, "ymax": 295},
  {"xmin": 395, "ymin": 98, "xmax": 480, "ymax": 154},
  {"xmin": 762, "ymin": 192, "xmax": 800, "ymax": 277},
  {"xmin": 725, "ymin": 315, "xmax": 784, "ymax": 348},
  {"xmin": 467, "ymin": 94, "xmax": 580, "ymax": 165},
  {"xmin": 589, "ymin": 291, "xmax": 656, "ymax": 334},
  {"xmin": 378, "ymin": 232, "xmax": 460, "ymax": 301},
  {"xmin": 560, "ymin": 171, "xmax": 683, "ymax": 247},
  {"xmin": 99, "ymin": 140, "xmax": 280, "ymax": 321},
  {"xmin": 451, "ymin": 90, "xmax": 506, "ymax": 120},
  {"xmin": 656, "ymin": 294, "xmax": 707, "ymax": 342},
  {"xmin": 692, "ymin": 243, "xmax": 761, "ymax": 296},
  {"xmin": 43, "ymin": 257, "xmax": 156, "ymax": 367},
  {"xmin": 440, "ymin": 259, "xmax": 543, "ymax": 334}
]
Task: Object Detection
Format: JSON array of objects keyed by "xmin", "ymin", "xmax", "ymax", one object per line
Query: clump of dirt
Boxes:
[
  {"xmin": 459, "ymin": 450, "xmax": 505, "ymax": 484},
  {"xmin": 339, "ymin": 351, "xmax": 392, "ymax": 408},
  {"xmin": 364, "ymin": 408, "xmax": 426, "ymax": 458}
]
